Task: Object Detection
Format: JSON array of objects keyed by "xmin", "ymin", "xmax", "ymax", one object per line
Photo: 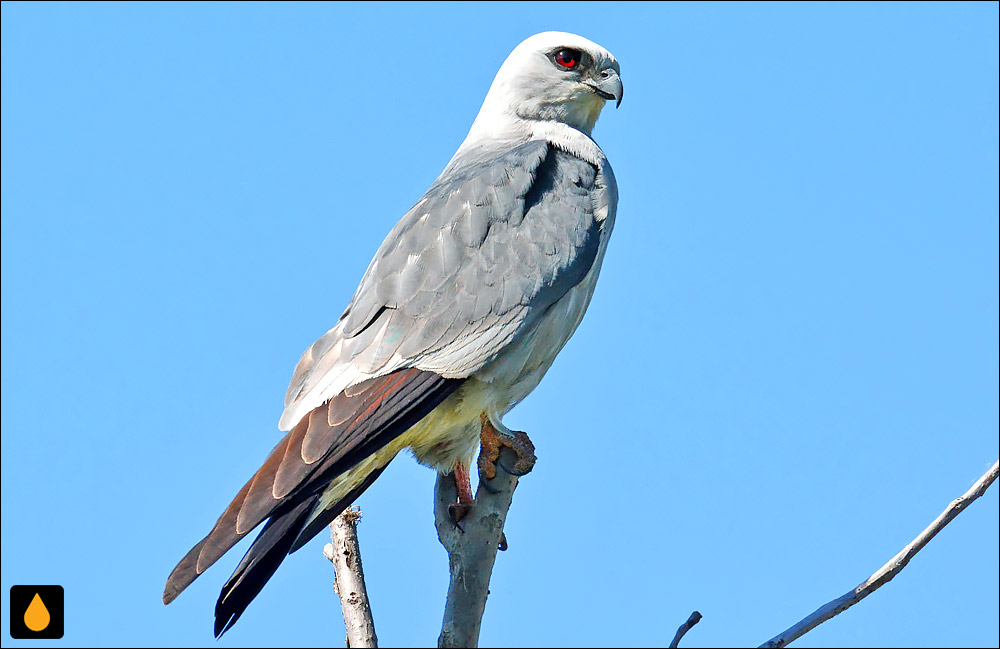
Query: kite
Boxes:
[{"xmin": 163, "ymin": 31, "xmax": 623, "ymax": 636}]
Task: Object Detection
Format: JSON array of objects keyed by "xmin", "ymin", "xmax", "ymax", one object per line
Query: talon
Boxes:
[
  {"xmin": 496, "ymin": 453, "xmax": 535, "ymax": 477},
  {"xmin": 478, "ymin": 414, "xmax": 536, "ymax": 481},
  {"xmin": 448, "ymin": 502, "xmax": 471, "ymax": 524}
]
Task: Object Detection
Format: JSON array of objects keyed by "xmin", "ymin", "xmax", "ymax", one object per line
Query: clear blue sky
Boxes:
[{"xmin": 2, "ymin": 2, "xmax": 997, "ymax": 647}]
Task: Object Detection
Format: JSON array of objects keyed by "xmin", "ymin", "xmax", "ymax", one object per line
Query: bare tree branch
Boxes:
[
  {"xmin": 435, "ymin": 446, "xmax": 527, "ymax": 648},
  {"xmin": 324, "ymin": 507, "xmax": 378, "ymax": 648},
  {"xmin": 760, "ymin": 460, "xmax": 1000, "ymax": 648},
  {"xmin": 669, "ymin": 611, "xmax": 703, "ymax": 648}
]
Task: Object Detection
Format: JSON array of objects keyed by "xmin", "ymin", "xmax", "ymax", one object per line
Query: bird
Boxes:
[{"xmin": 163, "ymin": 31, "xmax": 623, "ymax": 636}]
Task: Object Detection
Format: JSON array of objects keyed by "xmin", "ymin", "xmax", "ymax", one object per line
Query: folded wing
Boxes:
[
  {"xmin": 163, "ymin": 369, "xmax": 459, "ymax": 612},
  {"xmin": 281, "ymin": 140, "xmax": 611, "ymax": 431}
]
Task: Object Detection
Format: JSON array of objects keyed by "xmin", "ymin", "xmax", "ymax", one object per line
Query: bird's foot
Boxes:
[
  {"xmin": 447, "ymin": 502, "xmax": 471, "ymax": 525},
  {"xmin": 448, "ymin": 461, "xmax": 475, "ymax": 524},
  {"xmin": 477, "ymin": 414, "xmax": 536, "ymax": 481}
]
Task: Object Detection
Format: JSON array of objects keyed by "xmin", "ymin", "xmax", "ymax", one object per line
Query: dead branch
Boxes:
[
  {"xmin": 434, "ymin": 446, "xmax": 527, "ymax": 648},
  {"xmin": 760, "ymin": 460, "xmax": 1000, "ymax": 648},
  {"xmin": 669, "ymin": 610, "xmax": 703, "ymax": 648},
  {"xmin": 324, "ymin": 506, "xmax": 378, "ymax": 648}
]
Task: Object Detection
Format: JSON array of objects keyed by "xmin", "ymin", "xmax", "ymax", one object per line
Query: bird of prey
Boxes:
[{"xmin": 163, "ymin": 31, "xmax": 623, "ymax": 636}]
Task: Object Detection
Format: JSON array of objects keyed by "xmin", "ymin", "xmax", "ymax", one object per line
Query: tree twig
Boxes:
[
  {"xmin": 324, "ymin": 506, "xmax": 378, "ymax": 648},
  {"xmin": 435, "ymin": 446, "xmax": 527, "ymax": 648},
  {"xmin": 760, "ymin": 460, "xmax": 1000, "ymax": 648},
  {"xmin": 669, "ymin": 610, "xmax": 703, "ymax": 648}
]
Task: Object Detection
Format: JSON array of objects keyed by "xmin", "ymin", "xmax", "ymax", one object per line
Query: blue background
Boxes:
[{"xmin": 2, "ymin": 2, "xmax": 997, "ymax": 647}]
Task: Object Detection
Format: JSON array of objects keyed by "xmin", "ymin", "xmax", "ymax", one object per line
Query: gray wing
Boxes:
[{"xmin": 281, "ymin": 139, "xmax": 613, "ymax": 429}]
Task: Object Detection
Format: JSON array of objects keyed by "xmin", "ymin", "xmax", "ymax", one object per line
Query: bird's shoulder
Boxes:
[
  {"xmin": 281, "ymin": 136, "xmax": 614, "ymax": 429},
  {"xmin": 341, "ymin": 137, "xmax": 607, "ymax": 334}
]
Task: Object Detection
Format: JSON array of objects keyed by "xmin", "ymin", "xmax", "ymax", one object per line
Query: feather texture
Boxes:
[
  {"xmin": 164, "ymin": 31, "xmax": 622, "ymax": 638},
  {"xmin": 163, "ymin": 369, "xmax": 459, "ymax": 609},
  {"xmin": 281, "ymin": 142, "xmax": 610, "ymax": 430}
]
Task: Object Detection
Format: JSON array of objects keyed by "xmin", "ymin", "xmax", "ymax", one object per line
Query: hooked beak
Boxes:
[{"xmin": 589, "ymin": 68, "xmax": 623, "ymax": 108}]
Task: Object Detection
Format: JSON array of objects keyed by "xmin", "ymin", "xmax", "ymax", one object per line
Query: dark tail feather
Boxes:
[
  {"xmin": 214, "ymin": 495, "xmax": 318, "ymax": 637},
  {"xmin": 287, "ymin": 459, "xmax": 392, "ymax": 553},
  {"xmin": 213, "ymin": 457, "xmax": 393, "ymax": 637}
]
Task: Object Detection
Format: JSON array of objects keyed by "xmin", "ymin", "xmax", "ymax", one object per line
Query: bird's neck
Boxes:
[{"xmin": 459, "ymin": 115, "xmax": 606, "ymax": 167}]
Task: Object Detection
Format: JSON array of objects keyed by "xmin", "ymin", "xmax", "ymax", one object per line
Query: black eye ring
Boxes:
[{"xmin": 552, "ymin": 48, "xmax": 581, "ymax": 70}]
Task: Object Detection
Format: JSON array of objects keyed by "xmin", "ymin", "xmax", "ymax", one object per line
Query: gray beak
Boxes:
[{"xmin": 591, "ymin": 68, "xmax": 623, "ymax": 108}]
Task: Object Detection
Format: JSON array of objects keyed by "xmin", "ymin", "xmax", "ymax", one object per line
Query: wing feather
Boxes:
[
  {"xmin": 280, "ymin": 140, "xmax": 612, "ymax": 430},
  {"xmin": 166, "ymin": 136, "xmax": 618, "ymax": 633},
  {"xmin": 163, "ymin": 369, "xmax": 460, "ymax": 605}
]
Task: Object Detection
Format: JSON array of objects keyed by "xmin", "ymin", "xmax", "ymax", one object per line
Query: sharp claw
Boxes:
[
  {"xmin": 477, "ymin": 415, "xmax": 537, "ymax": 481},
  {"xmin": 448, "ymin": 502, "xmax": 471, "ymax": 525},
  {"xmin": 496, "ymin": 457, "xmax": 534, "ymax": 477}
]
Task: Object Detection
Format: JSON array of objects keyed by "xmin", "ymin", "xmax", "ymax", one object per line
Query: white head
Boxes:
[{"xmin": 468, "ymin": 32, "xmax": 622, "ymax": 138}]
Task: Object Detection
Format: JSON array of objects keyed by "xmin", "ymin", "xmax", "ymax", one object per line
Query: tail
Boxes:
[
  {"xmin": 213, "ymin": 462, "xmax": 390, "ymax": 636},
  {"xmin": 163, "ymin": 369, "xmax": 461, "ymax": 635}
]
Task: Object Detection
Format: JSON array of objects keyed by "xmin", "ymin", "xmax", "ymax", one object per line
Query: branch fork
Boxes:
[{"xmin": 435, "ymin": 440, "xmax": 534, "ymax": 648}]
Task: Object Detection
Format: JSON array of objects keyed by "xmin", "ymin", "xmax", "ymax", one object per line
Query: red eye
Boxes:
[{"xmin": 554, "ymin": 49, "xmax": 579, "ymax": 69}]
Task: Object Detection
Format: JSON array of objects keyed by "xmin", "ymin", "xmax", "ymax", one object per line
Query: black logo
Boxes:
[{"xmin": 9, "ymin": 585, "xmax": 64, "ymax": 639}]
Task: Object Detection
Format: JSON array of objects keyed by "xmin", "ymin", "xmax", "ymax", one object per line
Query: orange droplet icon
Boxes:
[{"xmin": 24, "ymin": 592, "xmax": 51, "ymax": 632}]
